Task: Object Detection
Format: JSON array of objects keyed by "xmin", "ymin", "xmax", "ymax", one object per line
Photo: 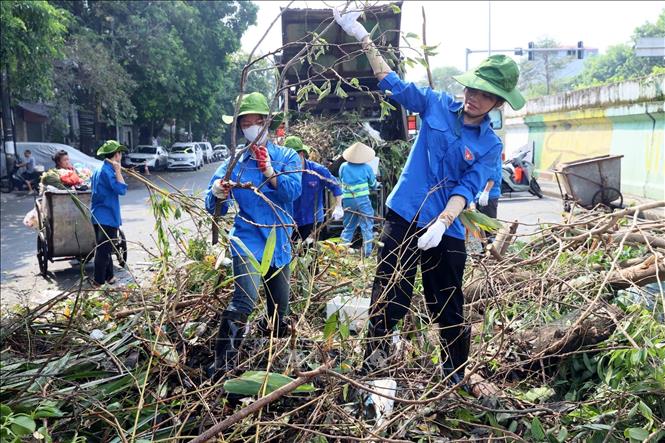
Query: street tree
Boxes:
[
  {"xmin": 416, "ymin": 66, "xmax": 464, "ymax": 96},
  {"xmin": 518, "ymin": 37, "xmax": 574, "ymax": 98},
  {"xmin": 0, "ymin": 1, "xmax": 69, "ymax": 101},
  {"xmin": 575, "ymin": 9, "xmax": 665, "ymax": 87}
]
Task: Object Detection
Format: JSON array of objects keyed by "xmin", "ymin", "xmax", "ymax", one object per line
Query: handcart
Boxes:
[
  {"xmin": 553, "ymin": 154, "xmax": 624, "ymax": 212},
  {"xmin": 35, "ymin": 189, "xmax": 127, "ymax": 276}
]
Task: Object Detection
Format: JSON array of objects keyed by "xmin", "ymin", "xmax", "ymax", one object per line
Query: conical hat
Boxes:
[{"xmin": 342, "ymin": 142, "xmax": 375, "ymax": 164}]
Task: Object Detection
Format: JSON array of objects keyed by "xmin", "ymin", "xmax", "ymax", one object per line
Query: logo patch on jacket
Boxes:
[{"xmin": 464, "ymin": 146, "xmax": 474, "ymax": 161}]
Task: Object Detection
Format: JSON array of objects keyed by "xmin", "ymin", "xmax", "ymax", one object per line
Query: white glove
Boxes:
[
  {"xmin": 333, "ymin": 7, "xmax": 369, "ymax": 41},
  {"xmin": 211, "ymin": 179, "xmax": 230, "ymax": 199},
  {"xmin": 478, "ymin": 191, "xmax": 490, "ymax": 207},
  {"xmin": 417, "ymin": 219, "xmax": 447, "ymax": 251},
  {"xmin": 332, "ymin": 205, "xmax": 344, "ymax": 221}
]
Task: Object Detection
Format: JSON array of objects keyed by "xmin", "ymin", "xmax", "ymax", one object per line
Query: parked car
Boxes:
[
  {"xmin": 213, "ymin": 144, "xmax": 229, "ymax": 161},
  {"xmin": 126, "ymin": 145, "xmax": 169, "ymax": 171},
  {"xmin": 168, "ymin": 142, "xmax": 204, "ymax": 171},
  {"xmin": 197, "ymin": 142, "xmax": 214, "ymax": 163}
]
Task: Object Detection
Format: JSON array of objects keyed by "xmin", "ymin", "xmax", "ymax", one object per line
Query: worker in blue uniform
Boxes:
[
  {"xmin": 334, "ymin": 8, "xmax": 526, "ymax": 385},
  {"xmin": 90, "ymin": 140, "xmax": 128, "ymax": 287},
  {"xmin": 205, "ymin": 92, "xmax": 302, "ymax": 377},
  {"xmin": 285, "ymin": 135, "xmax": 344, "ymax": 243}
]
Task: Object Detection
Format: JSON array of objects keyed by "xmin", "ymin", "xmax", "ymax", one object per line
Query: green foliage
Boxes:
[
  {"xmin": 517, "ymin": 37, "xmax": 575, "ymax": 98},
  {"xmin": 575, "ymin": 9, "xmax": 665, "ymax": 88},
  {"xmin": 0, "ymin": 0, "xmax": 69, "ymax": 100},
  {"xmin": 223, "ymin": 371, "xmax": 315, "ymax": 396}
]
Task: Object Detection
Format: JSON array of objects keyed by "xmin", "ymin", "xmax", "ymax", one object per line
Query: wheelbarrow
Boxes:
[
  {"xmin": 553, "ymin": 154, "xmax": 624, "ymax": 211},
  {"xmin": 35, "ymin": 189, "xmax": 127, "ymax": 276}
]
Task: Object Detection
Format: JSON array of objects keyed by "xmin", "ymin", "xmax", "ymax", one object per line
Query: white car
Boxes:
[
  {"xmin": 168, "ymin": 142, "xmax": 204, "ymax": 171},
  {"xmin": 126, "ymin": 145, "xmax": 169, "ymax": 171},
  {"xmin": 213, "ymin": 144, "xmax": 229, "ymax": 161},
  {"xmin": 197, "ymin": 142, "xmax": 214, "ymax": 163}
]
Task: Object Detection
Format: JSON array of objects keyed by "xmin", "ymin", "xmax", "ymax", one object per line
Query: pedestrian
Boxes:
[
  {"xmin": 90, "ymin": 140, "xmax": 128, "ymax": 287},
  {"xmin": 338, "ymin": 142, "xmax": 377, "ymax": 257},
  {"xmin": 285, "ymin": 135, "xmax": 343, "ymax": 244},
  {"xmin": 476, "ymin": 156, "xmax": 503, "ymax": 241},
  {"xmin": 334, "ymin": 8, "xmax": 526, "ymax": 384},
  {"xmin": 16, "ymin": 149, "xmax": 38, "ymax": 194},
  {"xmin": 205, "ymin": 92, "xmax": 302, "ymax": 377}
]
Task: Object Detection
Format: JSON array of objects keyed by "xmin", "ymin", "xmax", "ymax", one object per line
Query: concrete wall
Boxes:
[{"xmin": 503, "ymin": 74, "xmax": 664, "ymax": 200}]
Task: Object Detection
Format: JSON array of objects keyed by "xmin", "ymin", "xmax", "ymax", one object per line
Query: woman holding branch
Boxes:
[
  {"xmin": 205, "ymin": 92, "xmax": 302, "ymax": 377},
  {"xmin": 333, "ymin": 8, "xmax": 526, "ymax": 385}
]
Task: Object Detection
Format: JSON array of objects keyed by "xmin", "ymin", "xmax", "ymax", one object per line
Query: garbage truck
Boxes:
[{"xmin": 278, "ymin": 2, "xmax": 412, "ymax": 236}]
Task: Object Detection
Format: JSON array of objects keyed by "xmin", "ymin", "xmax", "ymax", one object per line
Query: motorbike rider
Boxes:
[
  {"xmin": 15, "ymin": 150, "xmax": 38, "ymax": 194},
  {"xmin": 333, "ymin": 7, "xmax": 526, "ymax": 387}
]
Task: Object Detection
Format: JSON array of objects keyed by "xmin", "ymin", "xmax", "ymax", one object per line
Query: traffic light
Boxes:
[
  {"xmin": 528, "ymin": 42, "xmax": 535, "ymax": 61},
  {"xmin": 577, "ymin": 41, "xmax": 584, "ymax": 59}
]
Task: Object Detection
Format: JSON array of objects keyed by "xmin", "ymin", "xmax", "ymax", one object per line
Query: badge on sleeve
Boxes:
[{"xmin": 464, "ymin": 146, "xmax": 474, "ymax": 161}]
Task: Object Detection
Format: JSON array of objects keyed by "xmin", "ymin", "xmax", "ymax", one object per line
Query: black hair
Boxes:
[
  {"xmin": 53, "ymin": 149, "xmax": 69, "ymax": 167},
  {"xmin": 24, "ymin": 149, "xmax": 31, "ymax": 155},
  {"xmin": 103, "ymin": 152, "xmax": 117, "ymax": 159}
]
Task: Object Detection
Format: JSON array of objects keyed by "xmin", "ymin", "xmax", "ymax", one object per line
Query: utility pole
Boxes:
[
  {"xmin": 488, "ymin": 1, "xmax": 492, "ymax": 56},
  {"xmin": 1, "ymin": 67, "xmax": 17, "ymax": 180}
]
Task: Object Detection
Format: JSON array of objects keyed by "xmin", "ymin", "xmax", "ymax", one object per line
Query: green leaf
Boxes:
[
  {"xmin": 389, "ymin": 4, "xmax": 401, "ymax": 14},
  {"xmin": 524, "ymin": 386, "xmax": 555, "ymax": 403},
  {"xmin": 33, "ymin": 405, "xmax": 64, "ymax": 419},
  {"xmin": 556, "ymin": 427, "xmax": 568, "ymax": 442},
  {"xmin": 10, "ymin": 414, "xmax": 36, "ymax": 436},
  {"xmin": 638, "ymin": 401, "xmax": 653, "ymax": 422},
  {"xmin": 624, "ymin": 427, "xmax": 649, "ymax": 442},
  {"xmin": 0, "ymin": 403, "xmax": 12, "ymax": 419},
  {"xmin": 323, "ymin": 311, "xmax": 338, "ymax": 340},
  {"xmin": 260, "ymin": 228, "xmax": 276, "ymax": 276},
  {"xmin": 530, "ymin": 417, "xmax": 546, "ymax": 441},
  {"xmin": 339, "ymin": 320, "xmax": 350, "ymax": 340},
  {"xmin": 405, "ymin": 32, "xmax": 419, "ymax": 40},
  {"xmin": 223, "ymin": 371, "xmax": 315, "ymax": 396}
]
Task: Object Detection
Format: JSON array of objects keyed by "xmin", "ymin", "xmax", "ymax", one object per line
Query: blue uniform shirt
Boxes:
[
  {"xmin": 205, "ymin": 141, "xmax": 302, "ymax": 268},
  {"xmin": 293, "ymin": 159, "xmax": 342, "ymax": 226},
  {"xmin": 91, "ymin": 160, "xmax": 128, "ymax": 228},
  {"xmin": 379, "ymin": 72, "xmax": 502, "ymax": 240},
  {"xmin": 339, "ymin": 162, "xmax": 377, "ymax": 199}
]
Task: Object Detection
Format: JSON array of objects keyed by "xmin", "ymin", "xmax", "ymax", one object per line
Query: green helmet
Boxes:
[
  {"xmin": 96, "ymin": 140, "xmax": 127, "ymax": 156},
  {"xmin": 453, "ymin": 55, "xmax": 525, "ymax": 110},
  {"xmin": 221, "ymin": 92, "xmax": 284, "ymax": 130},
  {"xmin": 284, "ymin": 135, "xmax": 310, "ymax": 154}
]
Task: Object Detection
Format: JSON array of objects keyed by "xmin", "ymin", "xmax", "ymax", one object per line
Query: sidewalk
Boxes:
[{"xmin": 539, "ymin": 179, "xmax": 664, "ymax": 221}]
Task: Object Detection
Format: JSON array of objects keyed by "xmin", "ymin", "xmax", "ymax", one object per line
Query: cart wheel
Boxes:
[
  {"xmin": 37, "ymin": 234, "xmax": 48, "ymax": 276},
  {"xmin": 528, "ymin": 179, "xmax": 544, "ymax": 198},
  {"xmin": 115, "ymin": 229, "xmax": 128, "ymax": 268},
  {"xmin": 592, "ymin": 187, "xmax": 622, "ymax": 209}
]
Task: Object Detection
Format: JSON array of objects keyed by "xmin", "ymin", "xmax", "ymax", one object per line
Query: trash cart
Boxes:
[
  {"xmin": 35, "ymin": 189, "xmax": 127, "ymax": 276},
  {"xmin": 553, "ymin": 154, "xmax": 624, "ymax": 211}
]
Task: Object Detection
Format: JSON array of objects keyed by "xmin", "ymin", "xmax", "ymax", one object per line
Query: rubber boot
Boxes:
[
  {"xmin": 257, "ymin": 315, "xmax": 290, "ymax": 338},
  {"xmin": 207, "ymin": 310, "xmax": 247, "ymax": 379}
]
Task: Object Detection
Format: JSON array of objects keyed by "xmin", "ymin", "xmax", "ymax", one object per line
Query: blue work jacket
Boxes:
[
  {"xmin": 293, "ymin": 159, "xmax": 342, "ymax": 226},
  {"xmin": 379, "ymin": 72, "xmax": 502, "ymax": 240},
  {"xmin": 205, "ymin": 141, "xmax": 302, "ymax": 267},
  {"xmin": 90, "ymin": 160, "xmax": 128, "ymax": 228}
]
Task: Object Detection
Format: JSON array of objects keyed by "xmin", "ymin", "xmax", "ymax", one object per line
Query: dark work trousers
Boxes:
[
  {"xmin": 367, "ymin": 209, "xmax": 468, "ymax": 373},
  {"xmin": 292, "ymin": 223, "xmax": 315, "ymax": 243},
  {"xmin": 93, "ymin": 224, "xmax": 118, "ymax": 285},
  {"xmin": 478, "ymin": 198, "xmax": 499, "ymax": 241}
]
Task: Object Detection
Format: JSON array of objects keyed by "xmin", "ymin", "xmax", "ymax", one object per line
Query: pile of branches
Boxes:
[{"xmin": 1, "ymin": 199, "xmax": 664, "ymax": 442}]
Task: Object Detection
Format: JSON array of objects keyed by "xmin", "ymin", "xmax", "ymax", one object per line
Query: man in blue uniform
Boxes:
[
  {"xmin": 205, "ymin": 92, "xmax": 302, "ymax": 377},
  {"xmin": 285, "ymin": 135, "xmax": 343, "ymax": 242},
  {"xmin": 334, "ymin": 9, "xmax": 526, "ymax": 384},
  {"xmin": 90, "ymin": 140, "xmax": 128, "ymax": 286}
]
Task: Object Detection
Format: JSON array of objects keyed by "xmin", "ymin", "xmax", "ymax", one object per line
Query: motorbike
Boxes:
[{"xmin": 501, "ymin": 149, "xmax": 543, "ymax": 198}]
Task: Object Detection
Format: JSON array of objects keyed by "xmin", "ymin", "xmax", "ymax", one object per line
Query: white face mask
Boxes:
[{"xmin": 242, "ymin": 125, "xmax": 268, "ymax": 145}]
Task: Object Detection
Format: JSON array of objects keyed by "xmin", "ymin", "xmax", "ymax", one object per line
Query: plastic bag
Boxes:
[{"xmin": 23, "ymin": 208, "xmax": 39, "ymax": 230}]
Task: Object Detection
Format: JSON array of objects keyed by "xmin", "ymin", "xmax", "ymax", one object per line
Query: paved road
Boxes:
[
  {"xmin": 0, "ymin": 163, "xmax": 220, "ymax": 308},
  {"xmin": 0, "ymin": 165, "xmax": 564, "ymax": 308}
]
